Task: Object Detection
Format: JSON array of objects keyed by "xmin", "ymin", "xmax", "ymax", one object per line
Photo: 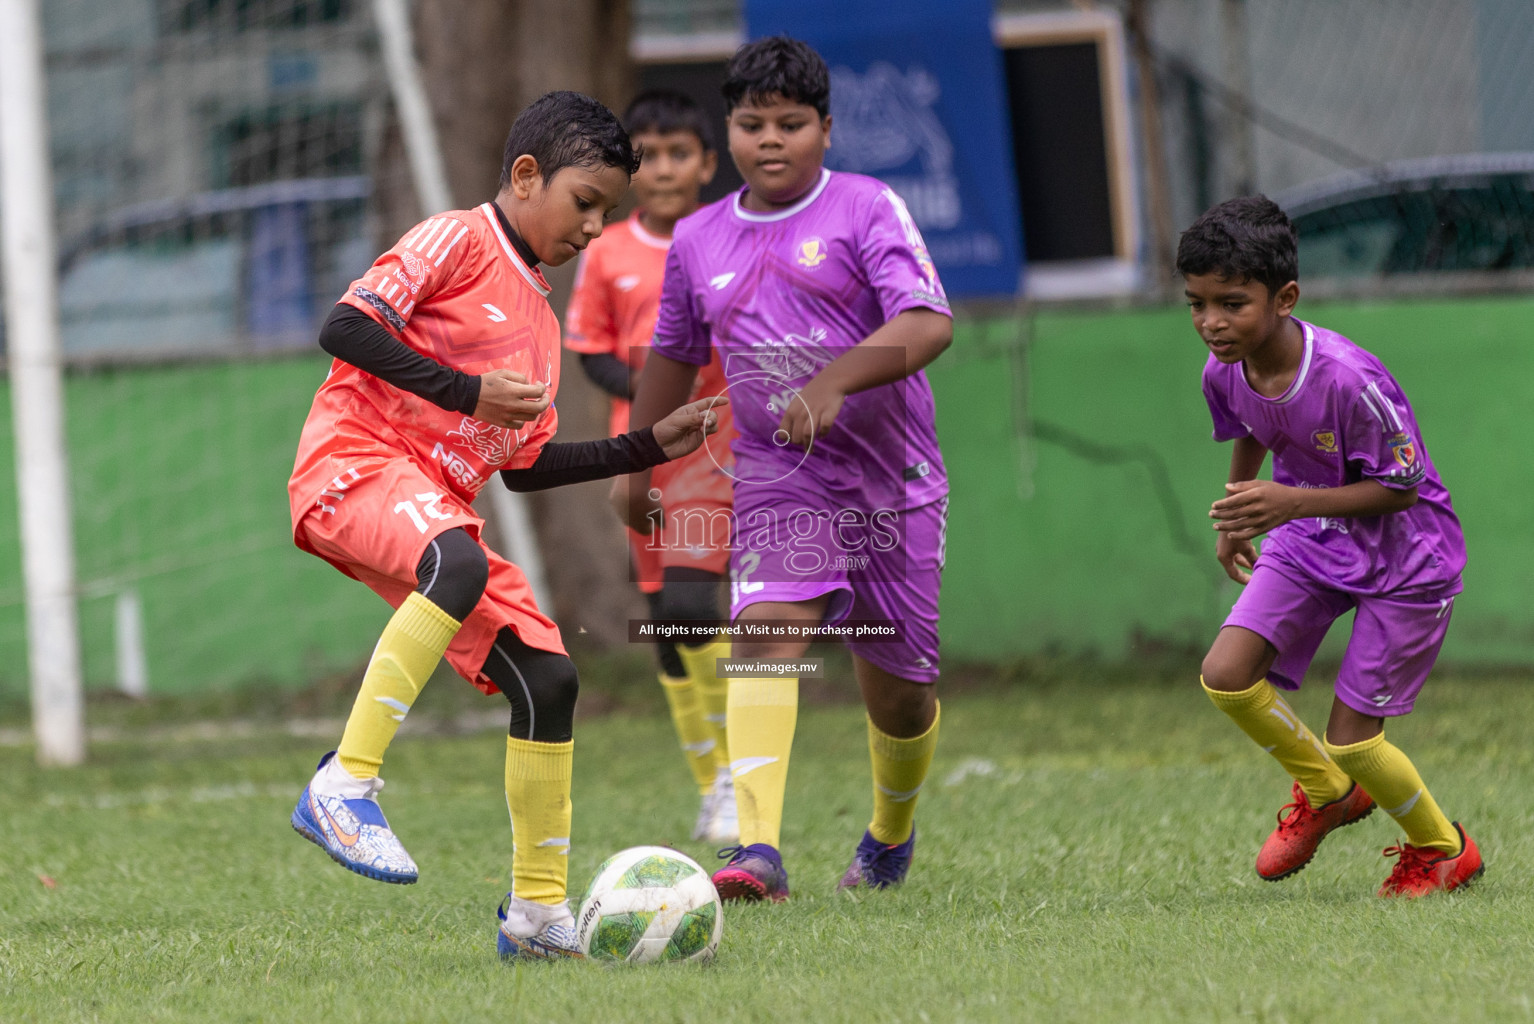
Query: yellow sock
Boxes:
[
  {"xmin": 659, "ymin": 672, "xmax": 717, "ymax": 795},
  {"xmin": 1326, "ymin": 731, "xmax": 1459, "ymax": 853},
  {"xmin": 680, "ymin": 633, "xmax": 731, "ymax": 766},
  {"xmin": 727, "ymin": 676, "xmax": 797, "ymax": 849},
  {"xmin": 505, "ymin": 736, "xmax": 573, "ymax": 904},
  {"xmin": 1202, "ymin": 676, "xmax": 1351, "ymax": 806},
  {"xmin": 867, "ymin": 701, "xmax": 940, "ymax": 845},
  {"xmin": 337, "ymin": 592, "xmax": 460, "ymax": 779}
]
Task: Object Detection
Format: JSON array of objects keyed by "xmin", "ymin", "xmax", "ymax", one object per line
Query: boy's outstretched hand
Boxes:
[
  {"xmin": 1215, "ymin": 531, "xmax": 1258, "ymax": 584},
  {"xmin": 1210, "ymin": 479, "xmax": 1300, "ymax": 542},
  {"xmin": 475, "ymin": 369, "xmax": 551, "ymax": 429},
  {"xmin": 1212, "ymin": 479, "xmax": 1292, "ymax": 584},
  {"xmin": 611, "ymin": 395, "xmax": 727, "ymax": 535},
  {"xmin": 776, "ymin": 377, "xmax": 847, "ymax": 451},
  {"xmin": 653, "ymin": 395, "xmax": 728, "ymax": 460}
]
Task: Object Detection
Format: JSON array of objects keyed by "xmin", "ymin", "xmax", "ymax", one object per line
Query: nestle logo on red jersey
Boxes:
[{"xmin": 400, "ymin": 251, "xmax": 426, "ymax": 282}]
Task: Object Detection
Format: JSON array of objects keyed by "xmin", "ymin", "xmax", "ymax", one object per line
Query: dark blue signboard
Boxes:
[{"xmin": 746, "ymin": 0, "xmax": 1024, "ymax": 296}]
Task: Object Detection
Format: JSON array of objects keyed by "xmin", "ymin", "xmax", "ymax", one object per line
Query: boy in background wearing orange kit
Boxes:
[
  {"xmin": 285, "ymin": 91, "xmax": 723, "ymax": 960},
  {"xmin": 564, "ymin": 91, "xmax": 740, "ymax": 844}
]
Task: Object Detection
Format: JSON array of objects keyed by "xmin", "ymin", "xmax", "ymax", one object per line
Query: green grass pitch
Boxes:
[{"xmin": 2, "ymin": 666, "xmax": 1532, "ymax": 1022}]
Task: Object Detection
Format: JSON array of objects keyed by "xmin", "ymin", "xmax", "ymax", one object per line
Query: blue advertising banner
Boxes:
[{"xmin": 746, "ymin": 0, "xmax": 1024, "ymax": 296}]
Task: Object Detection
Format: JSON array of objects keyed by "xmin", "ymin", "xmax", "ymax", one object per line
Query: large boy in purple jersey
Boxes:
[
  {"xmin": 623, "ymin": 36, "xmax": 952, "ymax": 901},
  {"xmin": 1186, "ymin": 196, "xmax": 1481, "ymax": 897}
]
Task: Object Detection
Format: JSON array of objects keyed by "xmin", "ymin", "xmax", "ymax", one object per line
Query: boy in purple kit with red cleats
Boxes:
[
  {"xmin": 623, "ymin": 36, "xmax": 953, "ymax": 901},
  {"xmin": 1186, "ymin": 195, "xmax": 1482, "ymax": 897}
]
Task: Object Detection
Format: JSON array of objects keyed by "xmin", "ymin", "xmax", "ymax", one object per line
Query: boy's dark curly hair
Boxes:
[
  {"xmin": 722, "ymin": 36, "xmax": 830, "ymax": 117},
  {"xmin": 1175, "ymin": 195, "xmax": 1298, "ymax": 295},
  {"xmin": 624, "ymin": 89, "xmax": 715, "ymax": 153},
  {"xmin": 500, "ymin": 91, "xmax": 640, "ymax": 188}
]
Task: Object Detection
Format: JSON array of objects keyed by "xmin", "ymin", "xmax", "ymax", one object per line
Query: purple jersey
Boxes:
[
  {"xmin": 651, "ymin": 169, "xmax": 951, "ymax": 511},
  {"xmin": 1202, "ymin": 319, "xmax": 1465, "ymax": 597}
]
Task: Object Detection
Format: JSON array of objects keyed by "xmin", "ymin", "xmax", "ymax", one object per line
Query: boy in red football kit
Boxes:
[
  {"xmin": 285, "ymin": 92, "xmax": 723, "ymax": 960},
  {"xmin": 564, "ymin": 91, "xmax": 740, "ymax": 844}
]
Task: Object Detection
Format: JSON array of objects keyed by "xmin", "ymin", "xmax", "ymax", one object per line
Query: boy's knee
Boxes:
[
  {"xmin": 543, "ymin": 655, "xmax": 581, "ymax": 710},
  {"xmin": 657, "ymin": 584, "xmax": 721, "ymax": 634},
  {"xmin": 1202, "ymin": 653, "xmax": 1239, "ymax": 692},
  {"xmin": 416, "ymin": 527, "xmax": 488, "ymax": 621},
  {"xmin": 1200, "ymin": 652, "xmax": 1250, "ymax": 692},
  {"xmin": 1202, "ymin": 628, "xmax": 1276, "ymax": 692},
  {"xmin": 1201, "ymin": 627, "xmax": 1272, "ymax": 692},
  {"xmin": 524, "ymin": 655, "xmax": 579, "ymax": 743},
  {"xmin": 488, "ymin": 631, "xmax": 580, "ymax": 743},
  {"xmin": 866, "ymin": 679, "xmax": 937, "ymax": 738},
  {"xmin": 438, "ymin": 528, "xmax": 489, "ymax": 595}
]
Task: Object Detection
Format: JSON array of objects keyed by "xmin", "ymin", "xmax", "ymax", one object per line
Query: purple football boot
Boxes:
[
  {"xmin": 712, "ymin": 843, "xmax": 790, "ymax": 903},
  {"xmin": 838, "ymin": 827, "xmax": 915, "ymax": 890}
]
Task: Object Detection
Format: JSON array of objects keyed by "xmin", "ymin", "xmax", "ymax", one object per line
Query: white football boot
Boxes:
[
  {"xmin": 691, "ymin": 787, "xmax": 718, "ymax": 842},
  {"xmin": 290, "ymin": 751, "xmax": 418, "ymax": 884},
  {"xmin": 496, "ymin": 895, "xmax": 583, "ymax": 960},
  {"xmin": 705, "ymin": 763, "xmax": 740, "ymax": 845}
]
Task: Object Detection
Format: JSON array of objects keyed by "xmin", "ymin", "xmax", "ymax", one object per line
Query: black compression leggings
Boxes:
[
  {"xmin": 647, "ymin": 566, "xmax": 724, "ymax": 678},
  {"xmin": 482, "ymin": 627, "xmax": 580, "ymax": 742},
  {"xmin": 414, "ymin": 527, "xmax": 487, "ymax": 622},
  {"xmin": 415, "ymin": 528, "xmax": 578, "ymax": 742}
]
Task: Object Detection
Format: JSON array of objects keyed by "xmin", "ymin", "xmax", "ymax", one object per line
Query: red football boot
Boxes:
[
  {"xmin": 1256, "ymin": 781, "xmax": 1375, "ymax": 881},
  {"xmin": 1378, "ymin": 823, "xmax": 1484, "ymax": 897}
]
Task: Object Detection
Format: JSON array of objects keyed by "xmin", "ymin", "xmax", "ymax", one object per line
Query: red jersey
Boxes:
[{"xmin": 289, "ymin": 203, "xmax": 562, "ymax": 532}]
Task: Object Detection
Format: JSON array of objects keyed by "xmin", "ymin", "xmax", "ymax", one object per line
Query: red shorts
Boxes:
[
  {"xmin": 629, "ymin": 497, "xmax": 732, "ymax": 593},
  {"xmin": 627, "ymin": 425, "xmax": 733, "ymax": 593},
  {"xmin": 294, "ymin": 455, "xmax": 564, "ymax": 695}
]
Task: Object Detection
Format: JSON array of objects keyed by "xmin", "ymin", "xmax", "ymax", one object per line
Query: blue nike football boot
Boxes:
[{"xmin": 290, "ymin": 750, "xmax": 418, "ymax": 884}]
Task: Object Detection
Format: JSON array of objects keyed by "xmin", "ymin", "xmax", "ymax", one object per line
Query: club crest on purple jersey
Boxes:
[
  {"xmin": 796, "ymin": 237, "xmax": 829, "ymax": 269},
  {"xmin": 1388, "ymin": 432, "xmax": 1416, "ymax": 468},
  {"xmin": 1312, "ymin": 430, "xmax": 1338, "ymax": 453}
]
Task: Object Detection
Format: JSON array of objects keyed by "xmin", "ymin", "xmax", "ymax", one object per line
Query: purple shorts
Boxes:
[
  {"xmin": 728, "ymin": 481, "xmax": 946, "ymax": 683},
  {"xmin": 1224, "ymin": 563, "xmax": 1458, "ymax": 716}
]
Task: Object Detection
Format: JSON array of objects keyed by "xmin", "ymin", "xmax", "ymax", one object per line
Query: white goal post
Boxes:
[{"xmin": 0, "ymin": 0, "xmax": 86, "ymax": 765}]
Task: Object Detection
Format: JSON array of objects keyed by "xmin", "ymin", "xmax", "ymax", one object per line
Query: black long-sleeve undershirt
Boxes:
[
  {"xmin": 499, "ymin": 427, "xmax": 669, "ymax": 491},
  {"xmin": 319, "ymin": 303, "xmax": 482, "ymax": 414},
  {"xmin": 322, "ymin": 303, "xmax": 674, "ymax": 489},
  {"xmin": 579, "ymin": 352, "xmax": 633, "ymax": 399},
  {"xmin": 322, "ymin": 307, "xmax": 673, "ymax": 487}
]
